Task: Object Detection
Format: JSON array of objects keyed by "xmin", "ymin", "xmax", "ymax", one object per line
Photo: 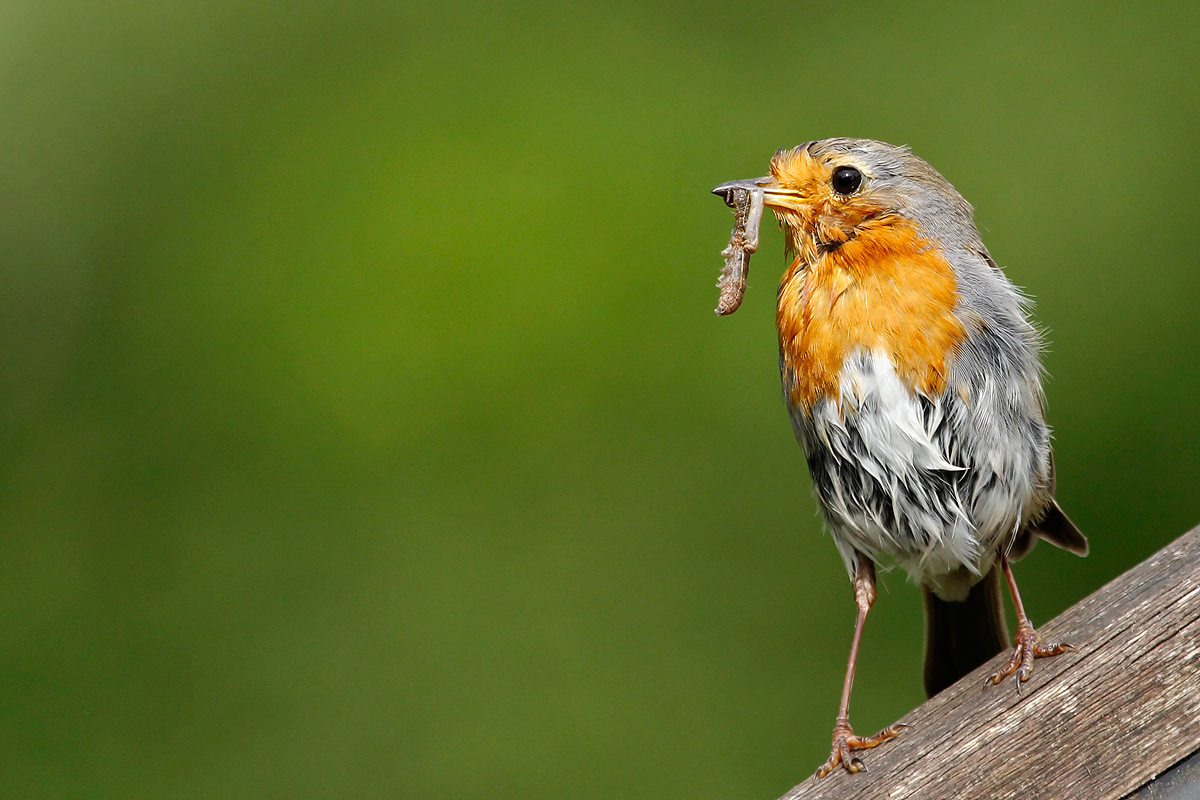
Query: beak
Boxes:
[
  {"xmin": 711, "ymin": 178, "xmax": 767, "ymax": 252},
  {"xmin": 712, "ymin": 176, "xmax": 806, "ymax": 212},
  {"xmin": 712, "ymin": 177, "xmax": 771, "ymax": 204}
]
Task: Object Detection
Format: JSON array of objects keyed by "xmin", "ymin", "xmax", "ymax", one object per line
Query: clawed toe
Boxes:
[
  {"xmin": 814, "ymin": 721, "xmax": 905, "ymax": 778},
  {"xmin": 986, "ymin": 621, "xmax": 1071, "ymax": 688}
]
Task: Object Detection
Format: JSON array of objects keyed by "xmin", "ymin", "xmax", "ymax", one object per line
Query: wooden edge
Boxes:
[{"xmin": 778, "ymin": 524, "xmax": 1200, "ymax": 800}]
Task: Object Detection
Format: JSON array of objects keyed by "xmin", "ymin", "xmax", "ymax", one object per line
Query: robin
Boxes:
[{"xmin": 711, "ymin": 139, "xmax": 1088, "ymax": 778}]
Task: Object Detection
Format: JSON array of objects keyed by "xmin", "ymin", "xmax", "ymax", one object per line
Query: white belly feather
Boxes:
[{"xmin": 791, "ymin": 348, "xmax": 1037, "ymax": 601}]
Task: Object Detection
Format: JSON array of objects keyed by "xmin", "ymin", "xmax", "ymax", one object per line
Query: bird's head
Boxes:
[
  {"xmin": 713, "ymin": 139, "xmax": 986, "ymax": 409},
  {"xmin": 715, "ymin": 138, "xmax": 977, "ymax": 270}
]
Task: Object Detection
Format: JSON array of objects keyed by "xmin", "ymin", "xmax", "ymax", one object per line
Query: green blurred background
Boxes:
[{"xmin": 1, "ymin": 1, "xmax": 1197, "ymax": 797}]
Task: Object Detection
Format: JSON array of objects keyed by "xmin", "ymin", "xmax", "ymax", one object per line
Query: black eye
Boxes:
[{"xmin": 831, "ymin": 166, "xmax": 862, "ymax": 195}]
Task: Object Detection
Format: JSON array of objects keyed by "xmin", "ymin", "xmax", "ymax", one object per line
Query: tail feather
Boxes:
[{"xmin": 922, "ymin": 566, "xmax": 1009, "ymax": 698}]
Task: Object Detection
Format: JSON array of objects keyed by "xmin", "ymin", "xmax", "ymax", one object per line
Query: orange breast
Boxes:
[{"xmin": 777, "ymin": 218, "xmax": 966, "ymax": 411}]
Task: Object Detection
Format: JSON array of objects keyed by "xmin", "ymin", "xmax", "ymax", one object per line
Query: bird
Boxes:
[{"xmin": 711, "ymin": 139, "xmax": 1088, "ymax": 778}]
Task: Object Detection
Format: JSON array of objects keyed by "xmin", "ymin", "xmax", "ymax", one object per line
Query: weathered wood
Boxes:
[
  {"xmin": 780, "ymin": 524, "xmax": 1200, "ymax": 800},
  {"xmin": 1126, "ymin": 749, "xmax": 1200, "ymax": 799}
]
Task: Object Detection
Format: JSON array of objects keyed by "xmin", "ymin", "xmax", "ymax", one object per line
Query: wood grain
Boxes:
[{"xmin": 779, "ymin": 524, "xmax": 1200, "ymax": 800}]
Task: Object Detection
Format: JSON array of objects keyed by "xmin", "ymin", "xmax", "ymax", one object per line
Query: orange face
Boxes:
[{"xmin": 764, "ymin": 146, "xmax": 966, "ymax": 411}]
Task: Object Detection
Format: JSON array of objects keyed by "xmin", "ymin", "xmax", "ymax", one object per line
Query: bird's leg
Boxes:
[
  {"xmin": 815, "ymin": 553, "xmax": 905, "ymax": 778},
  {"xmin": 985, "ymin": 552, "xmax": 1071, "ymax": 687}
]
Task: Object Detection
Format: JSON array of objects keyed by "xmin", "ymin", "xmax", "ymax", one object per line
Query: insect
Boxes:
[{"xmin": 712, "ymin": 180, "xmax": 765, "ymax": 316}]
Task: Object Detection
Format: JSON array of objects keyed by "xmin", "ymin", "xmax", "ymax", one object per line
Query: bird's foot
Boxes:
[
  {"xmin": 814, "ymin": 718, "xmax": 906, "ymax": 778},
  {"xmin": 985, "ymin": 620, "xmax": 1071, "ymax": 689}
]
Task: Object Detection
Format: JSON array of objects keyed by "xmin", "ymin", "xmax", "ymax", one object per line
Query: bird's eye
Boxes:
[{"xmin": 831, "ymin": 166, "xmax": 862, "ymax": 195}]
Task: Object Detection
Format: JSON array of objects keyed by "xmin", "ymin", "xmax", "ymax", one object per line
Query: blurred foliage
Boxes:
[{"xmin": 0, "ymin": 1, "xmax": 1197, "ymax": 798}]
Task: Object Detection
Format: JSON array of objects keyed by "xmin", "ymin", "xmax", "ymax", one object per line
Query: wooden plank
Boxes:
[
  {"xmin": 1125, "ymin": 749, "xmax": 1200, "ymax": 799},
  {"xmin": 779, "ymin": 524, "xmax": 1200, "ymax": 800}
]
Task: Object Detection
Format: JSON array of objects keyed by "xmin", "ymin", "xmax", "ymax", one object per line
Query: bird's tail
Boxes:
[{"xmin": 922, "ymin": 566, "xmax": 1009, "ymax": 698}]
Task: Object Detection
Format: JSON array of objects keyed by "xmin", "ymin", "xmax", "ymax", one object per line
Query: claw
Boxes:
[
  {"xmin": 814, "ymin": 721, "xmax": 904, "ymax": 778},
  {"xmin": 987, "ymin": 621, "xmax": 1071, "ymax": 688}
]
